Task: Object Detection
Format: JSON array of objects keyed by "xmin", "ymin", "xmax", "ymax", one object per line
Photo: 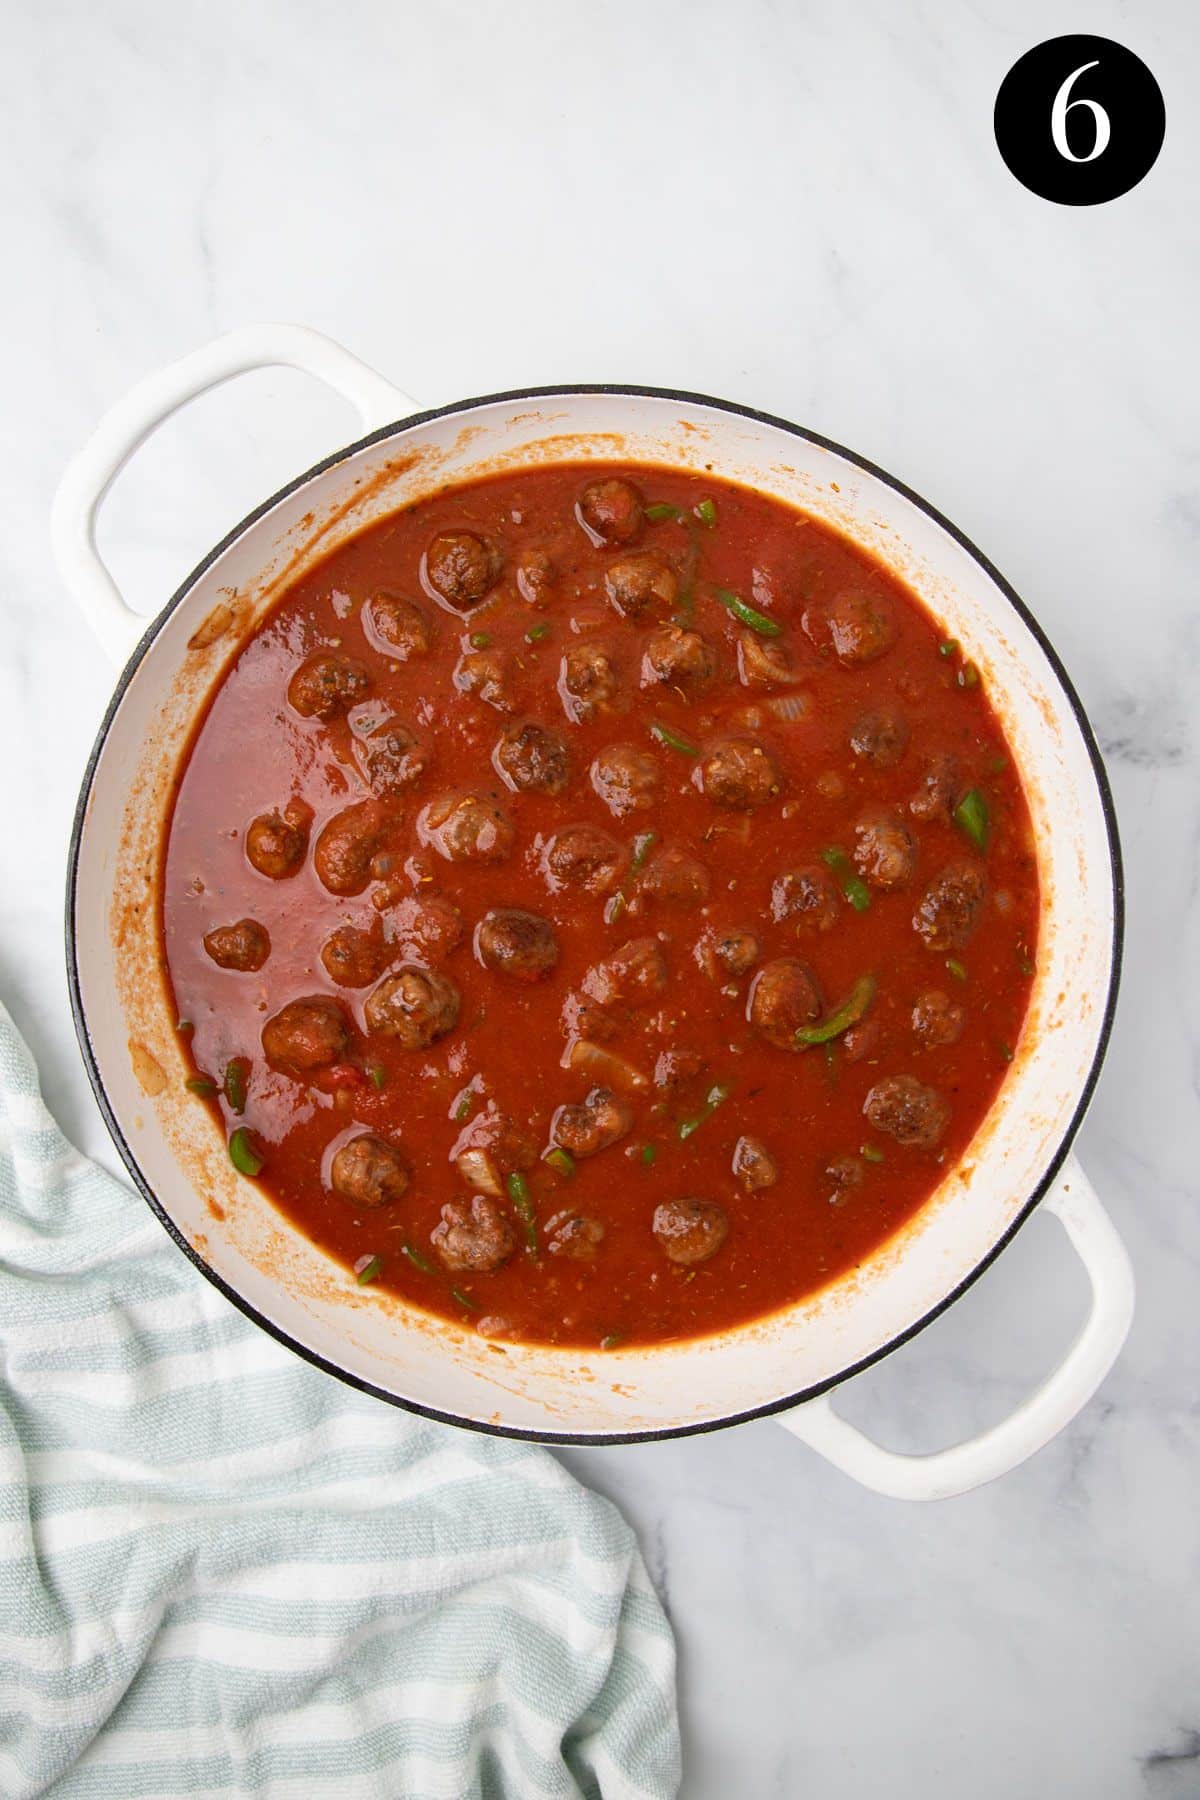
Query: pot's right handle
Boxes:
[
  {"xmin": 51, "ymin": 324, "xmax": 418, "ymax": 664},
  {"xmin": 778, "ymin": 1156, "xmax": 1134, "ymax": 1500}
]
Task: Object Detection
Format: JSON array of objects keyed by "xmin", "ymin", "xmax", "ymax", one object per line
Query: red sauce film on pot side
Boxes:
[{"xmin": 161, "ymin": 465, "xmax": 1039, "ymax": 1350}]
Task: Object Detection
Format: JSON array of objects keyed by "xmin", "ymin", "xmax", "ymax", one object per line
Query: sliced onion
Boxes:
[
  {"xmin": 767, "ymin": 691, "xmax": 812, "ymax": 723},
  {"xmin": 561, "ymin": 1037, "xmax": 650, "ymax": 1091},
  {"xmin": 455, "ymin": 1148, "xmax": 503, "ymax": 1197}
]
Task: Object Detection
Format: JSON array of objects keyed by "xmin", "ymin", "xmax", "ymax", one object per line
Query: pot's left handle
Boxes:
[{"xmin": 51, "ymin": 324, "xmax": 419, "ymax": 663}]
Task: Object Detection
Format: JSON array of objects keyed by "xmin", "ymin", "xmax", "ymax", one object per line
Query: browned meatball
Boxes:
[
  {"xmin": 364, "ymin": 963, "xmax": 461, "ymax": 1048},
  {"xmin": 314, "ymin": 801, "xmax": 387, "ymax": 897},
  {"xmin": 695, "ymin": 925, "xmax": 760, "ymax": 981},
  {"xmin": 909, "ymin": 752, "xmax": 960, "ymax": 821},
  {"xmin": 737, "ymin": 633, "xmax": 796, "ymax": 688},
  {"xmin": 330, "ymin": 1132, "xmax": 409, "ymax": 1207},
  {"xmin": 262, "ymin": 996, "xmax": 351, "ymax": 1071},
  {"xmin": 652, "ymin": 1197, "xmax": 729, "ymax": 1266},
  {"xmin": 203, "ymin": 918, "xmax": 270, "ymax": 972},
  {"xmin": 638, "ymin": 844, "xmax": 710, "ymax": 907},
  {"xmin": 287, "ymin": 652, "xmax": 371, "ymax": 720},
  {"xmin": 578, "ymin": 477, "xmax": 643, "ymax": 546},
  {"xmin": 453, "ymin": 647, "xmax": 516, "ymax": 712},
  {"xmin": 654, "ymin": 1048, "xmax": 704, "ymax": 1094},
  {"xmin": 853, "ymin": 809, "xmax": 918, "ymax": 890},
  {"xmin": 641, "ymin": 625, "xmax": 716, "ymax": 691},
  {"xmin": 418, "ymin": 791, "xmax": 515, "ymax": 863},
  {"xmin": 850, "ymin": 707, "xmax": 910, "ymax": 768},
  {"xmin": 912, "ymin": 989, "xmax": 967, "ymax": 1046},
  {"xmin": 451, "ymin": 1101, "xmax": 537, "ymax": 1178},
  {"xmin": 355, "ymin": 719, "xmax": 430, "ymax": 797},
  {"xmin": 431, "ymin": 1194, "xmax": 517, "ymax": 1273},
  {"xmin": 747, "ymin": 957, "xmax": 821, "ymax": 1049},
  {"xmin": 732, "ymin": 1135, "xmax": 779, "ymax": 1191},
  {"xmin": 863, "ymin": 1074, "xmax": 950, "ymax": 1148},
  {"xmin": 605, "ymin": 554, "xmax": 677, "ymax": 619},
  {"xmin": 542, "ymin": 823, "xmax": 623, "ymax": 894},
  {"xmin": 321, "ymin": 924, "xmax": 384, "ymax": 988},
  {"xmin": 387, "ymin": 893, "xmax": 465, "ymax": 963},
  {"xmin": 590, "ymin": 743, "xmax": 660, "ymax": 818},
  {"xmin": 550, "ymin": 1087, "xmax": 634, "ymax": 1159},
  {"xmin": 362, "ymin": 592, "xmax": 432, "ymax": 660},
  {"xmin": 546, "ymin": 1211, "xmax": 605, "ymax": 1260},
  {"xmin": 770, "ymin": 866, "xmax": 839, "ymax": 931},
  {"xmin": 493, "ymin": 721, "xmax": 571, "ymax": 795},
  {"xmin": 913, "ymin": 862, "xmax": 988, "ymax": 950},
  {"xmin": 560, "ymin": 989, "xmax": 620, "ymax": 1043},
  {"xmin": 474, "ymin": 909, "xmax": 559, "ymax": 981},
  {"xmin": 245, "ymin": 798, "xmax": 312, "ymax": 880},
  {"xmin": 516, "ymin": 547, "xmax": 557, "ymax": 608},
  {"xmin": 558, "ymin": 639, "xmax": 622, "ymax": 723},
  {"xmin": 825, "ymin": 589, "xmax": 895, "ymax": 665},
  {"xmin": 693, "ymin": 737, "xmax": 782, "ymax": 810},
  {"xmin": 423, "ymin": 531, "xmax": 502, "ymax": 610},
  {"xmin": 582, "ymin": 936, "xmax": 668, "ymax": 1007}
]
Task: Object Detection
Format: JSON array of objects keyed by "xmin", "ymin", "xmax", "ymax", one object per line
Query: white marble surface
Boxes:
[{"xmin": 5, "ymin": 1, "xmax": 1199, "ymax": 1793}]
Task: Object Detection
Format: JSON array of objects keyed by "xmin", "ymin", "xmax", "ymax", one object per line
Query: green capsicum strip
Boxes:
[
  {"xmin": 506, "ymin": 1170, "xmax": 539, "ymax": 1254},
  {"xmin": 228, "ymin": 1127, "xmax": 263, "ymax": 1177},
  {"xmin": 678, "ymin": 1081, "xmax": 733, "ymax": 1141},
  {"xmin": 644, "ymin": 501, "xmax": 682, "ymax": 522},
  {"xmin": 355, "ymin": 1255, "xmax": 383, "ymax": 1285},
  {"xmin": 543, "ymin": 1147, "xmax": 575, "ymax": 1179},
  {"xmin": 953, "ymin": 787, "xmax": 990, "ymax": 851},
  {"xmin": 223, "ymin": 1057, "xmax": 250, "ymax": 1115},
  {"xmin": 821, "ymin": 845, "xmax": 871, "ymax": 912},
  {"xmin": 401, "ymin": 1241, "xmax": 436, "ymax": 1275},
  {"xmin": 650, "ymin": 720, "xmax": 699, "ymax": 756},
  {"xmin": 794, "ymin": 974, "xmax": 877, "ymax": 1047},
  {"xmin": 711, "ymin": 587, "xmax": 782, "ymax": 637}
]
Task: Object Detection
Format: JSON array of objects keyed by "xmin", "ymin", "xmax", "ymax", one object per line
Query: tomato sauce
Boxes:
[{"xmin": 161, "ymin": 465, "xmax": 1038, "ymax": 1348}]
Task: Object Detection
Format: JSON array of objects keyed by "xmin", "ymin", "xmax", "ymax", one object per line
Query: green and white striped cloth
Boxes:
[{"xmin": 0, "ymin": 1003, "xmax": 680, "ymax": 1798}]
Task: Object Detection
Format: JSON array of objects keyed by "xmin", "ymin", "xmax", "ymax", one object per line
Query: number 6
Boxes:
[{"xmin": 1051, "ymin": 60, "xmax": 1111, "ymax": 162}]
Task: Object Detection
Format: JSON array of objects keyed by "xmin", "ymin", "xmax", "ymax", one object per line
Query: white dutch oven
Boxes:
[{"xmin": 54, "ymin": 326, "xmax": 1132, "ymax": 1500}]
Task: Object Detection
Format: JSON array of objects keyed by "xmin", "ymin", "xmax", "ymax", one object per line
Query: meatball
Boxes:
[
  {"xmin": 850, "ymin": 707, "xmax": 910, "ymax": 768},
  {"xmin": 550, "ymin": 1087, "xmax": 634, "ymax": 1159},
  {"xmin": 423, "ymin": 530, "xmax": 502, "ymax": 610},
  {"xmin": 474, "ymin": 908, "xmax": 559, "ymax": 981},
  {"xmin": 314, "ymin": 800, "xmax": 387, "ymax": 897},
  {"xmin": 493, "ymin": 720, "xmax": 571, "ymax": 795},
  {"xmin": 732, "ymin": 1135, "xmax": 779, "ymax": 1191},
  {"xmin": 824, "ymin": 589, "xmax": 895, "ymax": 665},
  {"xmin": 362, "ymin": 592, "xmax": 431, "ymax": 659},
  {"xmin": 287, "ymin": 652, "xmax": 371, "ymax": 720},
  {"xmin": 560, "ymin": 990, "xmax": 620, "ymax": 1043},
  {"xmin": 770, "ymin": 866, "xmax": 839, "ymax": 932},
  {"xmin": 355, "ymin": 719, "xmax": 430, "ymax": 797},
  {"xmin": 418, "ymin": 791, "xmax": 515, "ymax": 863},
  {"xmin": 546, "ymin": 1211, "xmax": 605, "ymax": 1261},
  {"xmin": 909, "ymin": 752, "xmax": 960, "ymax": 822},
  {"xmin": 693, "ymin": 736, "xmax": 782, "ymax": 810},
  {"xmin": 654, "ymin": 1048, "xmax": 703, "ymax": 1095},
  {"xmin": 853, "ymin": 809, "xmax": 918, "ymax": 890},
  {"xmin": 825, "ymin": 1153, "xmax": 864, "ymax": 1199},
  {"xmin": 695, "ymin": 926, "xmax": 760, "ymax": 982},
  {"xmin": 542, "ymin": 823, "xmax": 623, "ymax": 894},
  {"xmin": 245, "ymin": 798, "xmax": 312, "ymax": 880},
  {"xmin": 641, "ymin": 625, "xmax": 716, "ymax": 691},
  {"xmin": 387, "ymin": 893, "xmax": 464, "ymax": 962},
  {"xmin": 912, "ymin": 989, "xmax": 967, "ymax": 1046},
  {"xmin": 330, "ymin": 1132, "xmax": 409, "ymax": 1208},
  {"xmin": 577, "ymin": 477, "xmax": 643, "ymax": 546},
  {"xmin": 913, "ymin": 862, "xmax": 988, "ymax": 950},
  {"xmin": 431, "ymin": 1194, "xmax": 517, "ymax": 1273},
  {"xmin": 863, "ymin": 1074, "xmax": 951, "ymax": 1148},
  {"xmin": 582, "ymin": 936, "xmax": 668, "ymax": 1007},
  {"xmin": 262, "ymin": 996, "xmax": 351, "ymax": 1071},
  {"xmin": 203, "ymin": 918, "xmax": 270, "ymax": 972},
  {"xmin": 605, "ymin": 554, "xmax": 677, "ymax": 619},
  {"xmin": 559, "ymin": 638, "xmax": 622, "ymax": 723},
  {"xmin": 590, "ymin": 743, "xmax": 660, "ymax": 818},
  {"xmin": 364, "ymin": 963, "xmax": 461, "ymax": 1048},
  {"xmin": 453, "ymin": 647, "xmax": 516, "ymax": 712},
  {"xmin": 747, "ymin": 957, "xmax": 821, "ymax": 1049},
  {"xmin": 638, "ymin": 845, "xmax": 710, "ymax": 907},
  {"xmin": 321, "ymin": 923, "xmax": 384, "ymax": 988},
  {"xmin": 737, "ymin": 632, "xmax": 796, "ymax": 689},
  {"xmin": 652, "ymin": 1197, "xmax": 729, "ymax": 1266},
  {"xmin": 516, "ymin": 547, "xmax": 557, "ymax": 608},
  {"xmin": 451, "ymin": 1101, "xmax": 537, "ymax": 1177}
]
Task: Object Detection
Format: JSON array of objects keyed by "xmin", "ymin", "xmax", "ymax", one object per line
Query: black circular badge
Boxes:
[{"xmin": 994, "ymin": 35, "xmax": 1165, "ymax": 205}]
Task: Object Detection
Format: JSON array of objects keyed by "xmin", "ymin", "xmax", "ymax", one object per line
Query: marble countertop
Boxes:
[{"xmin": 5, "ymin": 2, "xmax": 1197, "ymax": 1793}]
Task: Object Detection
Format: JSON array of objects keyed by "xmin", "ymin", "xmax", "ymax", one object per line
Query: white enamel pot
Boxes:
[{"xmin": 54, "ymin": 326, "xmax": 1132, "ymax": 1500}]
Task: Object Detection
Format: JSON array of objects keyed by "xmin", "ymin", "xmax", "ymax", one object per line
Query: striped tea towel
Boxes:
[{"xmin": 0, "ymin": 1002, "xmax": 680, "ymax": 1799}]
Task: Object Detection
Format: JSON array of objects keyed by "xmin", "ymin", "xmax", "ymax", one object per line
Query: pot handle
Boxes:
[
  {"xmin": 777, "ymin": 1155, "xmax": 1133, "ymax": 1500},
  {"xmin": 50, "ymin": 324, "xmax": 417, "ymax": 663}
]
